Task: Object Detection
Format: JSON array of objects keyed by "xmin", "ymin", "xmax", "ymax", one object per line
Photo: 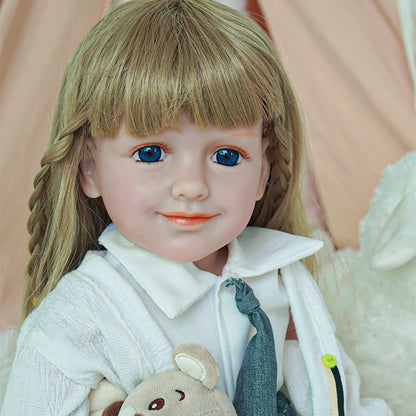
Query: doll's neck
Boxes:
[{"xmin": 193, "ymin": 246, "xmax": 228, "ymax": 276}]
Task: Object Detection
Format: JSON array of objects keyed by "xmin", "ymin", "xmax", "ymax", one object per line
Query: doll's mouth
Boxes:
[{"xmin": 157, "ymin": 211, "xmax": 220, "ymax": 226}]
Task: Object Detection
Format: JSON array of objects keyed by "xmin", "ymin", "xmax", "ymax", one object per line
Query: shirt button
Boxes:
[{"xmin": 322, "ymin": 354, "xmax": 337, "ymax": 368}]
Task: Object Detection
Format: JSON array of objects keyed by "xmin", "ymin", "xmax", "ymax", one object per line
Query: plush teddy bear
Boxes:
[
  {"xmin": 88, "ymin": 343, "xmax": 237, "ymax": 416},
  {"xmin": 316, "ymin": 151, "xmax": 416, "ymax": 416}
]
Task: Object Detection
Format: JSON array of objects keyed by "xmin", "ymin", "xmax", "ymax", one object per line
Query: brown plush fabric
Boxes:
[{"xmin": 102, "ymin": 401, "xmax": 123, "ymax": 416}]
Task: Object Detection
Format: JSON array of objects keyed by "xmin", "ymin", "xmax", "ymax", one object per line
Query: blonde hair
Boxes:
[{"xmin": 23, "ymin": 0, "xmax": 314, "ymax": 319}]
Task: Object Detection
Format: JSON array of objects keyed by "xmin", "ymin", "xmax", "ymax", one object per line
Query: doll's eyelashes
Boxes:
[
  {"xmin": 211, "ymin": 147, "xmax": 249, "ymax": 166},
  {"xmin": 132, "ymin": 144, "xmax": 167, "ymax": 163}
]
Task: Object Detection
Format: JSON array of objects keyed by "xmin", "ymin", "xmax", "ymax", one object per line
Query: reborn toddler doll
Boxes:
[{"xmin": 1, "ymin": 1, "xmax": 392, "ymax": 415}]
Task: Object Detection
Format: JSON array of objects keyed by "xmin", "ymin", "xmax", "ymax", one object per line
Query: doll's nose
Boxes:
[{"xmin": 171, "ymin": 163, "xmax": 209, "ymax": 201}]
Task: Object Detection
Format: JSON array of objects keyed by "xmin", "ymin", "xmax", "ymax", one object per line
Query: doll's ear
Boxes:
[
  {"xmin": 172, "ymin": 344, "xmax": 220, "ymax": 390},
  {"xmin": 256, "ymin": 136, "xmax": 271, "ymax": 201},
  {"xmin": 80, "ymin": 139, "xmax": 101, "ymax": 198}
]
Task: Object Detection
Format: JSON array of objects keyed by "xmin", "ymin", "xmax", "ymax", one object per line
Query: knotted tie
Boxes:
[{"xmin": 226, "ymin": 278, "xmax": 295, "ymax": 416}]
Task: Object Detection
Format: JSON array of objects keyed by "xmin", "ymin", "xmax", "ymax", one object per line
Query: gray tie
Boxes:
[{"xmin": 226, "ymin": 278, "xmax": 296, "ymax": 416}]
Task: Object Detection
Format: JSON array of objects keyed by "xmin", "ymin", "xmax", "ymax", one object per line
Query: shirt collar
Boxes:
[{"xmin": 99, "ymin": 224, "xmax": 323, "ymax": 319}]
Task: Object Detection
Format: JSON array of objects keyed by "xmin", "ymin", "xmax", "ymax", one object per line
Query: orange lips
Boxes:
[{"xmin": 157, "ymin": 211, "xmax": 219, "ymax": 226}]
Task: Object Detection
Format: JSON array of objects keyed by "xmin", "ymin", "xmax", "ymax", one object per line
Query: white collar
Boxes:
[{"xmin": 99, "ymin": 224, "xmax": 323, "ymax": 319}]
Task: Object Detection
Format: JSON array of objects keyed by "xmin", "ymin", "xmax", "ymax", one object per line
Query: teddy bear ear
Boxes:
[
  {"xmin": 102, "ymin": 400, "xmax": 124, "ymax": 416},
  {"xmin": 172, "ymin": 344, "xmax": 220, "ymax": 390},
  {"xmin": 89, "ymin": 379, "xmax": 127, "ymax": 416}
]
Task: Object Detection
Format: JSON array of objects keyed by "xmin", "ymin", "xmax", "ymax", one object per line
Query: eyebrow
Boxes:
[
  {"xmin": 228, "ymin": 129, "xmax": 258, "ymax": 137},
  {"xmin": 126, "ymin": 127, "xmax": 259, "ymax": 138}
]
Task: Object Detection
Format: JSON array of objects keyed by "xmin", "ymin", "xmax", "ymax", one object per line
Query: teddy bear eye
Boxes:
[
  {"xmin": 175, "ymin": 390, "xmax": 185, "ymax": 401},
  {"xmin": 148, "ymin": 398, "xmax": 165, "ymax": 410}
]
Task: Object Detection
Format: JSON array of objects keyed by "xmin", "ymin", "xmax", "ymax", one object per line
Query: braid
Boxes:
[
  {"xmin": 251, "ymin": 119, "xmax": 295, "ymax": 231},
  {"xmin": 22, "ymin": 129, "xmax": 110, "ymax": 320},
  {"xmin": 22, "ymin": 136, "xmax": 72, "ymax": 317},
  {"xmin": 24, "ymin": 164, "xmax": 51, "ymax": 313},
  {"xmin": 251, "ymin": 94, "xmax": 317, "ymax": 275},
  {"xmin": 269, "ymin": 127, "xmax": 293, "ymax": 224}
]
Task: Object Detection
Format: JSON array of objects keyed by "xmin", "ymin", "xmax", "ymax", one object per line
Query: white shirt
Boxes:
[{"xmin": 97, "ymin": 224, "xmax": 322, "ymax": 396}]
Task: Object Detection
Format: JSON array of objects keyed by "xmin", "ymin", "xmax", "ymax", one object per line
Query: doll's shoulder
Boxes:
[
  {"xmin": 14, "ymin": 249, "xmax": 172, "ymax": 389},
  {"xmin": 19, "ymin": 251, "xmax": 127, "ymax": 343},
  {"xmin": 37, "ymin": 251, "xmax": 115, "ymax": 312},
  {"xmin": 48, "ymin": 249, "xmax": 131, "ymax": 306},
  {"xmin": 20, "ymin": 248, "xmax": 167, "ymax": 353}
]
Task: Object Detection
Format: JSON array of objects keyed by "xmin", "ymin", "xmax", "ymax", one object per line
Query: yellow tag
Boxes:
[
  {"xmin": 32, "ymin": 297, "xmax": 39, "ymax": 307},
  {"xmin": 322, "ymin": 354, "xmax": 337, "ymax": 368}
]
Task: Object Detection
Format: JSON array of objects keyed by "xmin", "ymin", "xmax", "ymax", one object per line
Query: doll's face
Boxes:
[{"xmin": 81, "ymin": 115, "xmax": 269, "ymax": 274}]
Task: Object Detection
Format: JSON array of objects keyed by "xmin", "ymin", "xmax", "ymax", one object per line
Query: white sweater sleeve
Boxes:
[{"xmin": 1, "ymin": 344, "xmax": 91, "ymax": 416}]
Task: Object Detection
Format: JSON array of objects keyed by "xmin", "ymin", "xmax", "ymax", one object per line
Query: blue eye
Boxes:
[
  {"xmin": 133, "ymin": 145, "xmax": 165, "ymax": 163},
  {"xmin": 213, "ymin": 148, "xmax": 242, "ymax": 166}
]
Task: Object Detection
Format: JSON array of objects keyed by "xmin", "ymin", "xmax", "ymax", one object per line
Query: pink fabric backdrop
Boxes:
[
  {"xmin": 259, "ymin": 0, "xmax": 415, "ymax": 248},
  {"xmin": 0, "ymin": 0, "xmax": 110, "ymax": 328}
]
